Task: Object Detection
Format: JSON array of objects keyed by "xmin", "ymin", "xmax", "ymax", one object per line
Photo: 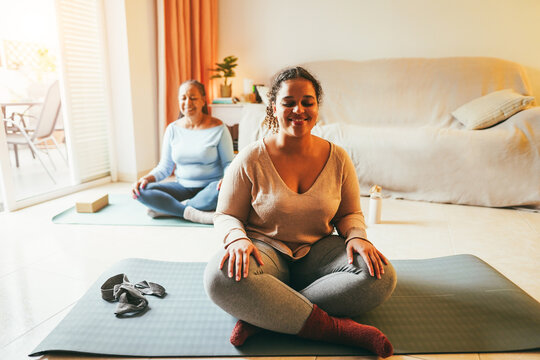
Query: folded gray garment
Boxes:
[
  {"xmin": 135, "ymin": 280, "xmax": 166, "ymax": 297},
  {"xmin": 101, "ymin": 274, "xmax": 166, "ymax": 316},
  {"xmin": 113, "ymin": 282, "xmax": 148, "ymax": 315}
]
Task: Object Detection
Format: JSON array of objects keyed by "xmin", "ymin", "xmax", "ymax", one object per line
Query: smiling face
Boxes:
[
  {"xmin": 272, "ymin": 78, "xmax": 319, "ymax": 138},
  {"xmin": 178, "ymin": 83, "xmax": 206, "ymax": 117}
]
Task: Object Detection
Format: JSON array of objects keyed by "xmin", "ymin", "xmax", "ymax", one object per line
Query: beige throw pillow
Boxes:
[{"xmin": 452, "ymin": 89, "xmax": 535, "ymax": 130}]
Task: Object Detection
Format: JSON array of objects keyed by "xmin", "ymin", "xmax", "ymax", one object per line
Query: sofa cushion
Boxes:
[{"xmin": 452, "ymin": 89, "xmax": 535, "ymax": 130}]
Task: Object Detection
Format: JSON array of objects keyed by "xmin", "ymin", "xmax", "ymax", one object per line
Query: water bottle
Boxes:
[{"xmin": 368, "ymin": 185, "xmax": 382, "ymax": 224}]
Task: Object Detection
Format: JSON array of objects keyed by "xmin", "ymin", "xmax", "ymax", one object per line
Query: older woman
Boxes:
[
  {"xmin": 204, "ymin": 67, "xmax": 397, "ymax": 357},
  {"xmin": 132, "ymin": 80, "xmax": 234, "ymax": 224}
]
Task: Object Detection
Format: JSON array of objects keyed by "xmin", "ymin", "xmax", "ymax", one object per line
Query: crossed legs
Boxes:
[
  {"xmin": 136, "ymin": 180, "xmax": 220, "ymax": 217},
  {"xmin": 204, "ymin": 236, "xmax": 397, "ymax": 356},
  {"xmin": 291, "ymin": 235, "xmax": 397, "ymax": 317}
]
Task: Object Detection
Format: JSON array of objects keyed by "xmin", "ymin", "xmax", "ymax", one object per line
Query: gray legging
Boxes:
[{"xmin": 204, "ymin": 235, "xmax": 397, "ymax": 335}]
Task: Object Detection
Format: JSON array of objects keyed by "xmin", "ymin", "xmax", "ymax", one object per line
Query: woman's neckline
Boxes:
[
  {"xmin": 175, "ymin": 121, "xmax": 223, "ymax": 131},
  {"xmin": 260, "ymin": 138, "xmax": 333, "ymax": 195}
]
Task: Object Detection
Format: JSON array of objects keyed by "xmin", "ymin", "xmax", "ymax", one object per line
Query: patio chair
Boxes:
[{"xmin": 3, "ymin": 81, "xmax": 65, "ymax": 183}]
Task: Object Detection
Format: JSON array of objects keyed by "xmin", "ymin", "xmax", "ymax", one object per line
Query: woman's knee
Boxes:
[
  {"xmin": 302, "ymin": 257, "xmax": 396, "ymax": 317},
  {"xmin": 137, "ymin": 182, "xmax": 161, "ymax": 198},
  {"xmin": 135, "ymin": 186, "xmax": 154, "ymax": 204},
  {"xmin": 186, "ymin": 181, "xmax": 220, "ymax": 210},
  {"xmin": 203, "ymin": 250, "xmax": 260, "ymax": 306},
  {"xmin": 350, "ymin": 258, "xmax": 396, "ymax": 315},
  {"xmin": 203, "ymin": 244, "xmax": 288, "ymax": 306},
  {"xmin": 378, "ymin": 260, "xmax": 397, "ymax": 300},
  {"xmin": 354, "ymin": 253, "xmax": 397, "ymax": 296},
  {"xmin": 203, "ymin": 251, "xmax": 231, "ymax": 302}
]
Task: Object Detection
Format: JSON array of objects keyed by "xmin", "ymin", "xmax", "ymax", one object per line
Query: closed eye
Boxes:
[{"xmin": 281, "ymin": 101, "xmax": 315, "ymax": 107}]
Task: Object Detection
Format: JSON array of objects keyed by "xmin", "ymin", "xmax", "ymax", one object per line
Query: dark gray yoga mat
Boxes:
[
  {"xmin": 52, "ymin": 194, "xmax": 211, "ymax": 227},
  {"xmin": 30, "ymin": 255, "xmax": 540, "ymax": 357}
]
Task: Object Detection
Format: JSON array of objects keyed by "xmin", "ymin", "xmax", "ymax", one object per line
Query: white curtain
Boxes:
[{"xmin": 55, "ymin": 0, "xmax": 115, "ymax": 183}]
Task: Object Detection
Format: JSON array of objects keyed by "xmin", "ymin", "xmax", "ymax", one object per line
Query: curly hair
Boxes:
[
  {"xmin": 178, "ymin": 80, "xmax": 209, "ymax": 118},
  {"xmin": 263, "ymin": 66, "xmax": 323, "ymax": 133}
]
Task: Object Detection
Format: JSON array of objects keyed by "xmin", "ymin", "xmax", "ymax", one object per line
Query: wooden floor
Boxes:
[{"xmin": 1, "ymin": 181, "xmax": 539, "ymax": 360}]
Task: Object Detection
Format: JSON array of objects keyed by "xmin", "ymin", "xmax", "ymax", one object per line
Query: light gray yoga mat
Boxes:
[
  {"xmin": 52, "ymin": 194, "xmax": 212, "ymax": 227},
  {"xmin": 30, "ymin": 255, "xmax": 540, "ymax": 357}
]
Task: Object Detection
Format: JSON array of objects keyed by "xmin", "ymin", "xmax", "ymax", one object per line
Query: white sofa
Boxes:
[{"xmin": 238, "ymin": 57, "xmax": 540, "ymax": 209}]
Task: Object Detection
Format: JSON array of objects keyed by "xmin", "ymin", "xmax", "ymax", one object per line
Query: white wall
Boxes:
[
  {"xmin": 105, "ymin": 0, "xmax": 135, "ymax": 181},
  {"xmin": 219, "ymin": 0, "xmax": 540, "ymax": 97},
  {"xmin": 125, "ymin": 0, "xmax": 159, "ymax": 179},
  {"xmin": 105, "ymin": 0, "xmax": 158, "ymax": 182}
]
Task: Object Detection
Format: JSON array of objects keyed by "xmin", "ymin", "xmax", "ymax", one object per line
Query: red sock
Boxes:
[
  {"xmin": 230, "ymin": 320, "xmax": 263, "ymax": 346},
  {"xmin": 297, "ymin": 305, "xmax": 393, "ymax": 358}
]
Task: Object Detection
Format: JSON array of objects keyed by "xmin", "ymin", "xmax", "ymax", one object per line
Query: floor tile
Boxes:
[
  {"xmin": 478, "ymin": 352, "xmax": 540, "ymax": 359},
  {"xmin": 0, "ymin": 305, "xmax": 73, "ymax": 359},
  {"xmin": 365, "ymin": 198, "xmax": 454, "ymax": 260},
  {"xmin": 0, "ymin": 227, "xmax": 62, "ymax": 278},
  {"xmin": 0, "ymin": 267, "xmax": 87, "ymax": 347},
  {"xmin": 28, "ymin": 252, "xmax": 113, "ymax": 288},
  {"xmin": 411, "ymin": 353, "xmax": 480, "ymax": 359},
  {"xmin": 316, "ymin": 356, "xmax": 377, "ymax": 360},
  {"xmin": 517, "ymin": 210, "xmax": 540, "ymax": 236}
]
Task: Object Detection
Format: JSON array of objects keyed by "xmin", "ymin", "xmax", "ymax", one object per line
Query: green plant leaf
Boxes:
[{"xmin": 209, "ymin": 55, "xmax": 238, "ymax": 84}]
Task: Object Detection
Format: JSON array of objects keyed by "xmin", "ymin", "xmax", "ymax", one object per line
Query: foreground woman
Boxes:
[
  {"xmin": 204, "ymin": 67, "xmax": 396, "ymax": 357},
  {"xmin": 132, "ymin": 80, "xmax": 234, "ymax": 224}
]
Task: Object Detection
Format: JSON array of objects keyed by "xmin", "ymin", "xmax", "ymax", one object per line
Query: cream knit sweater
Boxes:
[{"xmin": 215, "ymin": 139, "xmax": 367, "ymax": 260}]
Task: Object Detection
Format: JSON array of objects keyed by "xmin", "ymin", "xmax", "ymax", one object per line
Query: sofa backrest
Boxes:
[{"xmin": 303, "ymin": 57, "xmax": 532, "ymax": 127}]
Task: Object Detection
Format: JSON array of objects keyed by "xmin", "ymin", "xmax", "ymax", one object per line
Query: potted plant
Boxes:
[{"xmin": 210, "ymin": 55, "xmax": 238, "ymax": 97}]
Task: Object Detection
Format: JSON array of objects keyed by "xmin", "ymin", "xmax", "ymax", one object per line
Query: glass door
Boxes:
[
  {"xmin": 0, "ymin": 110, "xmax": 15, "ymax": 211},
  {"xmin": 0, "ymin": 0, "xmax": 115, "ymax": 212},
  {"xmin": 0, "ymin": 0, "xmax": 73, "ymax": 210}
]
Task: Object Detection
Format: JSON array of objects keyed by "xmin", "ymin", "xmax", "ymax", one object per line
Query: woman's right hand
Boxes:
[
  {"xmin": 131, "ymin": 175, "xmax": 156, "ymax": 198},
  {"xmin": 219, "ymin": 239, "xmax": 264, "ymax": 282}
]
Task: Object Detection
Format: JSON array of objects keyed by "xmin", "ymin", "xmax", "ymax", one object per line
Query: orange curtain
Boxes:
[{"xmin": 164, "ymin": 0, "xmax": 218, "ymax": 125}]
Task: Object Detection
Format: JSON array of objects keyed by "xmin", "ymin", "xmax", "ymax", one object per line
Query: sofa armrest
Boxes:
[{"xmin": 506, "ymin": 106, "xmax": 540, "ymax": 124}]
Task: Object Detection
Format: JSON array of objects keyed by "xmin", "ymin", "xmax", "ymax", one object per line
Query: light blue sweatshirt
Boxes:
[{"xmin": 149, "ymin": 122, "xmax": 234, "ymax": 188}]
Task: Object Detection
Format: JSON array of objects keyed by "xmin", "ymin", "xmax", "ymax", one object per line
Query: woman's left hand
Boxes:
[{"xmin": 346, "ymin": 238, "xmax": 389, "ymax": 279}]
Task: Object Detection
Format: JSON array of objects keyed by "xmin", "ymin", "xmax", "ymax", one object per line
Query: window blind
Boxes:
[{"xmin": 55, "ymin": 0, "xmax": 113, "ymax": 182}]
